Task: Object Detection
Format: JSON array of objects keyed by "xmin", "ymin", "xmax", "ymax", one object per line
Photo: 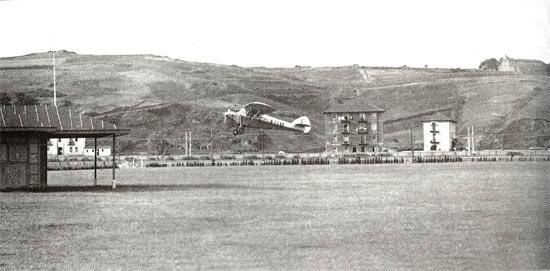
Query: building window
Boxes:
[
  {"xmin": 75, "ymin": 138, "xmax": 78, "ymax": 142},
  {"xmin": 371, "ymin": 122, "xmax": 377, "ymax": 131},
  {"xmin": 360, "ymin": 113, "xmax": 367, "ymax": 121},
  {"xmin": 58, "ymin": 138, "xmax": 61, "ymax": 142},
  {"xmin": 352, "ymin": 146, "xmax": 357, "ymax": 153},
  {"xmin": 333, "ymin": 124, "xmax": 338, "ymax": 134},
  {"xmin": 332, "ymin": 113, "xmax": 337, "ymax": 123},
  {"xmin": 75, "ymin": 147, "xmax": 78, "ymax": 152},
  {"xmin": 69, "ymin": 147, "xmax": 73, "ymax": 152},
  {"xmin": 343, "ymin": 136, "xmax": 349, "ymax": 144},
  {"xmin": 333, "ymin": 135, "xmax": 338, "ymax": 143},
  {"xmin": 361, "ymin": 146, "xmax": 366, "ymax": 152}
]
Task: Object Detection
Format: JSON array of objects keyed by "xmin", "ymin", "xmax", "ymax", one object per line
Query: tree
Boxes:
[
  {"xmin": 479, "ymin": 58, "xmax": 499, "ymax": 70},
  {"xmin": 0, "ymin": 93, "xmax": 11, "ymax": 105}
]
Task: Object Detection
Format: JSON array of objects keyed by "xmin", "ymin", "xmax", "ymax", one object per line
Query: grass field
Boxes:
[{"xmin": 1, "ymin": 163, "xmax": 549, "ymax": 270}]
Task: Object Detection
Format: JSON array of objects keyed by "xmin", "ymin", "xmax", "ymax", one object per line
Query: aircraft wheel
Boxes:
[
  {"xmin": 238, "ymin": 127, "xmax": 245, "ymax": 134},
  {"xmin": 232, "ymin": 129, "xmax": 239, "ymax": 136}
]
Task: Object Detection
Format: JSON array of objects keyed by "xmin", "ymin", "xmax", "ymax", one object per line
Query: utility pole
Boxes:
[
  {"xmin": 467, "ymin": 126, "xmax": 471, "ymax": 156},
  {"xmin": 185, "ymin": 131, "xmax": 188, "ymax": 156},
  {"xmin": 410, "ymin": 127, "xmax": 415, "ymax": 161},
  {"xmin": 471, "ymin": 126, "xmax": 475, "ymax": 154},
  {"xmin": 210, "ymin": 128, "xmax": 213, "ymax": 160},
  {"xmin": 261, "ymin": 130, "xmax": 265, "ymax": 161},
  {"xmin": 189, "ymin": 131, "xmax": 192, "ymax": 157}
]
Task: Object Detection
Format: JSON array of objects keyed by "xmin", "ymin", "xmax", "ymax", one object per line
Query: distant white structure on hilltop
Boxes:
[
  {"xmin": 498, "ymin": 56, "xmax": 547, "ymax": 75},
  {"xmin": 422, "ymin": 115, "xmax": 457, "ymax": 152}
]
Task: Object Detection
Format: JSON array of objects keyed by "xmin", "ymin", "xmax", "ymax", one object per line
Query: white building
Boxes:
[
  {"xmin": 84, "ymin": 147, "xmax": 111, "ymax": 157},
  {"xmin": 422, "ymin": 117, "xmax": 457, "ymax": 151},
  {"xmin": 48, "ymin": 138, "xmax": 86, "ymax": 155}
]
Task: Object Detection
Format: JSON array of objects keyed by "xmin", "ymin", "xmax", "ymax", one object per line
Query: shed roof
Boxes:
[
  {"xmin": 0, "ymin": 105, "xmax": 129, "ymax": 137},
  {"xmin": 324, "ymin": 99, "xmax": 384, "ymax": 113}
]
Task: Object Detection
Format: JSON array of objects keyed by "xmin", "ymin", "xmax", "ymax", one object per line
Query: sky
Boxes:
[{"xmin": 0, "ymin": 0, "xmax": 548, "ymax": 68}]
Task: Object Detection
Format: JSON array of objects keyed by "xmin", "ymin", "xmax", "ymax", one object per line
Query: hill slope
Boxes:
[{"xmin": 1, "ymin": 51, "xmax": 549, "ymax": 153}]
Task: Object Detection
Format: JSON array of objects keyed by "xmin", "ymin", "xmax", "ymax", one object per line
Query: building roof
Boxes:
[
  {"xmin": 420, "ymin": 112, "xmax": 457, "ymax": 123},
  {"xmin": 502, "ymin": 56, "xmax": 546, "ymax": 64},
  {"xmin": 323, "ymin": 99, "xmax": 384, "ymax": 113},
  {"xmin": 0, "ymin": 105, "xmax": 129, "ymax": 137}
]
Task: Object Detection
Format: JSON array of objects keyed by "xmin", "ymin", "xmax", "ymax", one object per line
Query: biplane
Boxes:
[{"xmin": 223, "ymin": 102, "xmax": 311, "ymax": 135}]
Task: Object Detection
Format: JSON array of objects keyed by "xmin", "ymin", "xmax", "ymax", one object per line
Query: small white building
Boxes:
[
  {"xmin": 47, "ymin": 138, "xmax": 86, "ymax": 155},
  {"xmin": 422, "ymin": 116, "xmax": 457, "ymax": 151},
  {"xmin": 84, "ymin": 147, "xmax": 111, "ymax": 157}
]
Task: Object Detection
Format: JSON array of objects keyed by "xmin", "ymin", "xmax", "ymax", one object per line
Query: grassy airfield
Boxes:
[{"xmin": 1, "ymin": 163, "xmax": 549, "ymax": 269}]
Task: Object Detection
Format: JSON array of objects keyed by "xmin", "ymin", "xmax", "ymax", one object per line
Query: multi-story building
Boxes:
[
  {"xmin": 422, "ymin": 117, "xmax": 457, "ymax": 151},
  {"xmin": 47, "ymin": 138, "xmax": 85, "ymax": 156},
  {"xmin": 323, "ymin": 99, "xmax": 384, "ymax": 154}
]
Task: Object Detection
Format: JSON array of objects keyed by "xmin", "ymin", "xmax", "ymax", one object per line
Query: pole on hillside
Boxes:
[
  {"xmin": 471, "ymin": 126, "xmax": 475, "ymax": 154},
  {"xmin": 185, "ymin": 131, "xmax": 188, "ymax": 156},
  {"xmin": 410, "ymin": 127, "xmax": 415, "ymax": 161},
  {"xmin": 52, "ymin": 51, "xmax": 57, "ymax": 106},
  {"xmin": 261, "ymin": 130, "xmax": 265, "ymax": 161},
  {"xmin": 189, "ymin": 131, "xmax": 192, "ymax": 157},
  {"xmin": 210, "ymin": 128, "xmax": 213, "ymax": 160},
  {"xmin": 467, "ymin": 126, "xmax": 471, "ymax": 156}
]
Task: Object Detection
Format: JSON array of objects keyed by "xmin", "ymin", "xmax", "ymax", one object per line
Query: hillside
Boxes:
[{"xmin": 1, "ymin": 51, "xmax": 549, "ymax": 153}]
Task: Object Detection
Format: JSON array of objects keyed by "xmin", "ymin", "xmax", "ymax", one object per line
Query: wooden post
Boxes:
[
  {"xmin": 94, "ymin": 137, "xmax": 97, "ymax": 186},
  {"xmin": 112, "ymin": 134, "xmax": 116, "ymax": 189}
]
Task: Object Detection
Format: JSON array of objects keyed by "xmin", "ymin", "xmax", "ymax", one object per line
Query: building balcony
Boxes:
[
  {"xmin": 357, "ymin": 128, "xmax": 368, "ymax": 134},
  {"xmin": 358, "ymin": 118, "xmax": 368, "ymax": 123}
]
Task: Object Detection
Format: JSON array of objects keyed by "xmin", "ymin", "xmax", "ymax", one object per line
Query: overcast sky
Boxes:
[{"xmin": 0, "ymin": 0, "xmax": 548, "ymax": 68}]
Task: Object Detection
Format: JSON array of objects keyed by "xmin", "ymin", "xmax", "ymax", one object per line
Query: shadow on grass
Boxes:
[{"xmin": 1, "ymin": 183, "xmax": 284, "ymax": 193}]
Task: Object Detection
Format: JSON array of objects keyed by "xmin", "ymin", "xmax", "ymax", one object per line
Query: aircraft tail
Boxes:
[{"xmin": 291, "ymin": 116, "xmax": 311, "ymax": 134}]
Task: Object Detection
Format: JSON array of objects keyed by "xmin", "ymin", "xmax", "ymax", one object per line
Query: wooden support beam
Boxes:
[
  {"xmin": 94, "ymin": 137, "xmax": 97, "ymax": 186},
  {"xmin": 112, "ymin": 134, "xmax": 116, "ymax": 189}
]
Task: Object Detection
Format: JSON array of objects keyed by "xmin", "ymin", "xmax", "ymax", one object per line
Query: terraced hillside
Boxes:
[{"xmin": 0, "ymin": 51, "xmax": 549, "ymax": 153}]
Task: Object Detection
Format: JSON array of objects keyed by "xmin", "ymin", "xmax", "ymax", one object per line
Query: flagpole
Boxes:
[{"xmin": 52, "ymin": 51, "xmax": 57, "ymax": 106}]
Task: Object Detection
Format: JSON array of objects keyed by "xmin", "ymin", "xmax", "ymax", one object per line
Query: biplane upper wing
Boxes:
[{"xmin": 243, "ymin": 102, "xmax": 276, "ymax": 115}]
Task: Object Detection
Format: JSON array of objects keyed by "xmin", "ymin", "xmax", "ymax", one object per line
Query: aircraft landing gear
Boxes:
[{"xmin": 233, "ymin": 127, "xmax": 245, "ymax": 136}]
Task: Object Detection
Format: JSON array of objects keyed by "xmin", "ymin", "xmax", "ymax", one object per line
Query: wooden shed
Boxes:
[{"xmin": 0, "ymin": 105, "xmax": 129, "ymax": 191}]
